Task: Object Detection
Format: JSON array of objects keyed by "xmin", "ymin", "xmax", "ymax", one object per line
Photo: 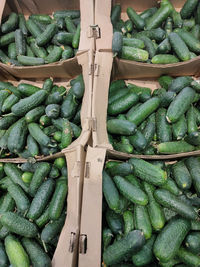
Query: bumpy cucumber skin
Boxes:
[
  {"xmin": 17, "ymin": 55, "xmax": 45, "ymax": 66},
  {"xmin": 127, "ymin": 7, "xmax": 145, "ymax": 30},
  {"xmin": 180, "ymin": 0, "xmax": 199, "ymax": 19},
  {"xmin": 177, "ymin": 246, "xmax": 200, "ymax": 266},
  {"xmin": 121, "ymin": 46, "xmax": 149, "ymax": 62},
  {"xmin": 169, "ymin": 32, "xmax": 190, "ymax": 61},
  {"xmin": 172, "ymin": 161, "xmax": 192, "ymax": 191},
  {"xmin": 107, "ymin": 119, "xmax": 136, "ymax": 136},
  {"xmin": 1, "ymin": 13, "xmax": 18, "ymax": 34},
  {"xmin": 134, "ymin": 205, "xmax": 152, "ymax": 240},
  {"xmin": 185, "ymin": 157, "xmax": 200, "ymax": 195},
  {"xmin": 156, "ymin": 108, "xmax": 172, "ymax": 142},
  {"xmin": 172, "ymin": 115, "xmax": 187, "ymax": 141}
]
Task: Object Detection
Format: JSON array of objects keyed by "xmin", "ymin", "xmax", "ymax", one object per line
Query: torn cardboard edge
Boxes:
[
  {"xmin": 0, "ymin": 49, "xmax": 93, "ymax": 162},
  {"xmin": 92, "ymin": 50, "xmax": 200, "ymax": 160},
  {"xmin": 95, "ymin": 0, "xmax": 200, "ymax": 78},
  {"xmin": 0, "ymin": 0, "xmax": 95, "ymax": 78}
]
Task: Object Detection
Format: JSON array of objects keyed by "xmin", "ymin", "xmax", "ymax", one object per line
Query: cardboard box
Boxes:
[
  {"xmin": 95, "ymin": 0, "xmax": 200, "ymax": 78},
  {"xmin": 92, "ymin": 51, "xmax": 200, "ymax": 160},
  {"xmin": 0, "ymin": 0, "xmax": 95, "ymax": 78}
]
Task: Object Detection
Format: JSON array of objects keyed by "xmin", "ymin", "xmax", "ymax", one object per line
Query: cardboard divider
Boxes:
[
  {"xmin": 92, "ymin": 50, "xmax": 200, "ymax": 160},
  {"xmin": 95, "ymin": 0, "xmax": 200, "ymax": 78},
  {"xmin": 0, "ymin": 0, "xmax": 95, "ymax": 78}
]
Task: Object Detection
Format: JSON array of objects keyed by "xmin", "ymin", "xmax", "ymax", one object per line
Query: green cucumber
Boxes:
[
  {"xmin": 180, "ymin": 0, "xmax": 199, "ymax": 19},
  {"xmin": 140, "ymin": 7, "xmax": 158, "ymax": 21},
  {"xmin": 169, "ymin": 76, "xmax": 193, "ymax": 93},
  {"xmin": 103, "ymin": 228, "xmax": 113, "ymax": 251},
  {"xmin": 17, "ymin": 55, "xmax": 45, "ymax": 65},
  {"xmin": 0, "ymin": 114, "xmax": 18, "ymax": 130},
  {"xmin": 19, "ymin": 13, "xmax": 27, "ymax": 35},
  {"xmin": 26, "ymin": 19, "xmax": 42, "ymax": 38},
  {"xmin": 153, "ymin": 217, "xmax": 191, "ymax": 262},
  {"xmin": 22, "ymin": 172, "xmax": 33, "ymax": 184},
  {"xmin": 161, "ymin": 178, "xmax": 181, "ymax": 196},
  {"xmin": 45, "ymin": 46, "xmax": 63, "ymax": 63},
  {"xmin": 27, "ymin": 179, "xmax": 55, "ymax": 220},
  {"xmin": 0, "ymin": 212, "xmax": 38, "ymax": 237},
  {"xmin": 185, "ymin": 232, "xmax": 200, "ymax": 254},
  {"xmin": 0, "ymin": 32, "xmax": 15, "ymax": 47},
  {"xmin": 0, "ymin": 49, "xmax": 10, "ymax": 64},
  {"xmin": 8, "ymin": 42, "xmax": 17, "ymax": 59},
  {"xmin": 165, "ymin": 17, "xmax": 173, "ymax": 36},
  {"xmin": 156, "ymin": 108, "xmax": 172, "ymax": 142},
  {"xmin": 172, "ymin": 10, "xmax": 183, "ymax": 28},
  {"xmin": 168, "ymin": 32, "xmax": 190, "ymax": 61},
  {"xmin": 106, "ymin": 209, "xmax": 123, "ymax": 235},
  {"xmin": 172, "ymin": 115, "xmax": 187, "ymax": 140},
  {"xmin": 65, "ymin": 16, "xmax": 76, "ymax": 33},
  {"xmin": 129, "ymin": 130, "xmax": 147, "ymax": 151},
  {"xmin": 15, "ymin": 29, "xmax": 26, "ymax": 56},
  {"xmin": 1, "ymin": 13, "xmax": 18, "ymax": 33},
  {"xmin": 113, "ymin": 176, "xmax": 148, "ymax": 206},
  {"xmin": 60, "ymin": 118, "xmax": 73, "ymax": 149},
  {"xmin": 129, "ymin": 158, "xmax": 167, "ymax": 186},
  {"xmin": 53, "ymin": 10, "xmax": 80, "ymax": 19},
  {"xmin": 0, "ymin": 90, "xmax": 10, "ymax": 115},
  {"xmin": 0, "ymin": 241, "xmax": 8, "ymax": 266},
  {"xmin": 108, "ymin": 162, "xmax": 133, "ymax": 177},
  {"xmin": 123, "ymin": 37, "xmax": 144, "ymax": 49},
  {"xmin": 123, "ymin": 210, "xmax": 134, "ymax": 235},
  {"xmin": 18, "ymin": 83, "xmax": 41, "ymax": 96},
  {"xmin": 111, "ymin": 4, "xmax": 121, "ymax": 25},
  {"xmin": 157, "ymin": 141, "xmax": 195, "ymax": 154},
  {"xmin": 134, "ymin": 28, "xmax": 166, "ymax": 42},
  {"xmin": 5, "ymin": 234, "xmax": 29, "ymax": 267},
  {"xmin": 28, "ymin": 122, "xmax": 51, "ymax": 147},
  {"xmin": 62, "ymin": 45, "xmax": 74, "ymax": 60},
  {"xmin": 172, "ymin": 161, "xmax": 192, "ymax": 191},
  {"xmin": 36, "ymin": 24, "xmax": 57, "ymax": 46},
  {"xmin": 177, "ymin": 29, "xmax": 200, "ymax": 54},
  {"xmin": 107, "ymin": 119, "xmax": 136, "ymax": 136},
  {"xmin": 2, "ymin": 94, "xmax": 19, "ymax": 113},
  {"xmin": 113, "ymin": 142, "xmax": 134, "ymax": 154},
  {"xmin": 103, "ymin": 230, "xmax": 145, "ymax": 266},
  {"xmin": 166, "ymin": 87, "xmax": 195, "ymax": 123},
  {"xmin": 187, "ymin": 105, "xmax": 197, "ymax": 134},
  {"xmin": 25, "ymin": 106, "xmax": 45, "ymax": 123},
  {"xmin": 134, "ymin": 205, "xmax": 152, "ymax": 239},
  {"xmin": 121, "ymin": 46, "xmax": 149, "ymax": 62},
  {"xmin": 61, "ymin": 92, "xmax": 78, "ymax": 119},
  {"xmin": 138, "ymin": 36, "xmax": 156, "ymax": 59},
  {"xmin": 30, "ymin": 40, "xmax": 47, "ymax": 58},
  {"xmin": 112, "ymin": 31, "xmax": 123, "ymax": 56},
  {"xmin": 45, "ymin": 104, "xmax": 60, "ymax": 119},
  {"xmin": 185, "ymin": 157, "xmax": 200, "ymax": 195},
  {"xmin": 0, "ymin": 193, "xmax": 15, "ymax": 213},
  {"xmin": 43, "ymin": 78, "xmax": 53, "ymax": 92},
  {"xmin": 158, "ymin": 75, "xmax": 173, "ymax": 89},
  {"xmin": 177, "ymin": 247, "xmax": 200, "ymax": 266},
  {"xmin": 154, "ymin": 189, "xmax": 198, "ymax": 220},
  {"xmin": 157, "ymin": 38, "xmax": 171, "ymax": 54},
  {"xmin": 35, "ymin": 206, "xmax": 50, "ymax": 228},
  {"xmin": 128, "ymin": 84, "xmax": 151, "ymax": 102},
  {"xmin": 151, "ymin": 54, "xmax": 179, "ymax": 64},
  {"xmin": 72, "ymin": 23, "xmax": 80, "ymax": 49},
  {"xmin": 127, "ymin": 97, "xmax": 160, "ymax": 126},
  {"xmin": 127, "ymin": 7, "xmax": 145, "ymax": 30},
  {"xmin": 27, "ymin": 134, "xmax": 39, "ymax": 157},
  {"xmin": 56, "ymin": 31, "xmax": 73, "ymax": 45}
]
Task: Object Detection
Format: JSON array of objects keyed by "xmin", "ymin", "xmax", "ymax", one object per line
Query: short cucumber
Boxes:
[
  {"xmin": 61, "ymin": 92, "xmax": 78, "ymax": 119},
  {"xmin": 169, "ymin": 76, "xmax": 193, "ymax": 93},
  {"xmin": 156, "ymin": 38, "xmax": 171, "ymax": 54},
  {"xmin": 0, "ymin": 193, "xmax": 15, "ymax": 213},
  {"xmin": 111, "ymin": 5, "xmax": 121, "ymax": 25},
  {"xmin": 172, "ymin": 115, "xmax": 187, "ymax": 140},
  {"xmin": 153, "ymin": 217, "xmax": 191, "ymax": 263},
  {"xmin": 177, "ymin": 29, "xmax": 200, "ymax": 54},
  {"xmin": 185, "ymin": 157, "xmax": 200, "ymax": 195},
  {"xmin": 72, "ymin": 23, "xmax": 80, "ymax": 49},
  {"xmin": 15, "ymin": 29, "xmax": 26, "ymax": 56},
  {"xmin": 127, "ymin": 7, "xmax": 145, "ymax": 30},
  {"xmin": 161, "ymin": 178, "xmax": 181, "ymax": 196},
  {"xmin": 185, "ymin": 232, "xmax": 200, "ymax": 254},
  {"xmin": 30, "ymin": 40, "xmax": 47, "ymax": 58},
  {"xmin": 158, "ymin": 75, "xmax": 173, "ymax": 89},
  {"xmin": 56, "ymin": 31, "xmax": 73, "ymax": 45},
  {"xmin": 172, "ymin": 161, "xmax": 192, "ymax": 191},
  {"xmin": 0, "ymin": 32, "xmax": 15, "ymax": 47},
  {"xmin": 62, "ymin": 45, "xmax": 74, "ymax": 60},
  {"xmin": 18, "ymin": 83, "xmax": 41, "ymax": 97},
  {"xmin": 35, "ymin": 206, "xmax": 50, "ymax": 228},
  {"xmin": 151, "ymin": 54, "xmax": 179, "ymax": 64},
  {"xmin": 140, "ymin": 7, "xmax": 158, "ymax": 21},
  {"xmin": 26, "ymin": 19, "xmax": 42, "ymax": 38},
  {"xmin": 177, "ymin": 247, "xmax": 200, "ymax": 266},
  {"xmin": 123, "ymin": 37, "xmax": 145, "ymax": 49},
  {"xmin": 121, "ymin": 46, "xmax": 149, "ymax": 62},
  {"xmin": 169, "ymin": 32, "xmax": 190, "ymax": 61},
  {"xmin": 1, "ymin": 13, "xmax": 18, "ymax": 34},
  {"xmin": 134, "ymin": 205, "xmax": 152, "ymax": 239},
  {"xmin": 180, "ymin": 0, "xmax": 199, "ymax": 19},
  {"xmin": 17, "ymin": 55, "xmax": 45, "ymax": 66},
  {"xmin": 138, "ymin": 36, "xmax": 156, "ymax": 59},
  {"xmin": 129, "ymin": 130, "xmax": 147, "ymax": 151},
  {"xmin": 28, "ymin": 123, "xmax": 51, "ymax": 147},
  {"xmin": 103, "ymin": 228, "xmax": 113, "ymax": 251},
  {"xmin": 106, "ymin": 209, "xmax": 123, "ymax": 235},
  {"xmin": 25, "ymin": 106, "xmax": 45, "ymax": 123},
  {"xmin": 107, "ymin": 119, "xmax": 136, "ymax": 136},
  {"xmin": 156, "ymin": 108, "xmax": 172, "ymax": 142},
  {"xmin": 8, "ymin": 42, "xmax": 17, "ymax": 59},
  {"xmin": 36, "ymin": 24, "xmax": 57, "ymax": 46},
  {"xmin": 109, "ymin": 80, "xmax": 126, "ymax": 94},
  {"xmin": 0, "ymin": 114, "xmax": 18, "ymax": 130},
  {"xmin": 2, "ymin": 94, "xmax": 19, "ymax": 113},
  {"xmin": 172, "ymin": 10, "xmax": 183, "ymax": 28}
]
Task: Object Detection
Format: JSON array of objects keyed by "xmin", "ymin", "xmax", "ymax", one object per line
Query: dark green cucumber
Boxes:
[
  {"xmin": 25, "ymin": 106, "xmax": 45, "ymax": 123},
  {"xmin": 5, "ymin": 234, "xmax": 29, "ymax": 267},
  {"xmin": 27, "ymin": 134, "xmax": 39, "ymax": 157},
  {"xmin": 185, "ymin": 157, "xmax": 200, "ymax": 195},
  {"xmin": 132, "ymin": 234, "xmax": 156, "ymax": 266},
  {"xmin": 157, "ymin": 141, "xmax": 195, "ymax": 154},
  {"xmin": 7, "ymin": 184, "xmax": 30, "ymax": 213},
  {"xmin": 113, "ymin": 176, "xmax": 148, "ymax": 206},
  {"xmin": 128, "ymin": 83, "xmax": 151, "ymax": 102},
  {"xmin": 72, "ymin": 23, "xmax": 80, "ymax": 49},
  {"xmin": 129, "ymin": 158, "xmax": 167, "ymax": 186},
  {"xmin": 129, "ymin": 130, "xmax": 147, "ymax": 151},
  {"xmin": 134, "ymin": 27, "xmax": 166, "ymax": 42},
  {"xmin": 109, "ymin": 80, "xmax": 126, "ymax": 94},
  {"xmin": 185, "ymin": 232, "xmax": 200, "ymax": 254},
  {"xmin": 29, "ymin": 162, "xmax": 51, "ymax": 197},
  {"xmin": 186, "ymin": 131, "xmax": 200, "ymax": 145},
  {"xmin": 180, "ymin": 0, "xmax": 199, "ymax": 19},
  {"xmin": 123, "ymin": 37, "xmax": 144, "ymax": 49},
  {"xmin": 177, "ymin": 247, "xmax": 200, "ymax": 266},
  {"xmin": 106, "ymin": 209, "xmax": 123, "ymax": 235},
  {"xmin": 36, "ymin": 24, "xmax": 57, "ymax": 46},
  {"xmin": 45, "ymin": 104, "xmax": 60, "ymax": 119},
  {"xmin": 15, "ymin": 29, "xmax": 26, "ymax": 56},
  {"xmin": 103, "ymin": 170, "xmax": 120, "ymax": 212},
  {"xmin": 166, "ymin": 87, "xmax": 195, "ymax": 123},
  {"xmin": 191, "ymin": 80, "xmax": 200, "ymax": 93},
  {"xmin": 112, "ymin": 32, "xmax": 123, "ymax": 56},
  {"xmin": 43, "ymin": 78, "xmax": 53, "ymax": 92},
  {"xmin": 157, "ymin": 38, "xmax": 171, "ymax": 54},
  {"xmin": 168, "ymin": 32, "xmax": 190, "ymax": 61},
  {"xmin": 0, "ymin": 90, "xmax": 10, "ymax": 115},
  {"xmin": 140, "ymin": 7, "xmax": 158, "ymax": 20},
  {"xmin": 127, "ymin": 97, "xmax": 160, "ymax": 126},
  {"xmin": 172, "ymin": 115, "xmax": 187, "ymax": 140},
  {"xmin": 4, "ymin": 163, "xmax": 29, "ymax": 193},
  {"xmin": 108, "ymin": 162, "xmax": 133, "ymax": 177},
  {"xmin": 111, "ymin": 4, "xmax": 121, "ymax": 25},
  {"xmin": 18, "ymin": 13, "xmax": 27, "ymax": 35},
  {"xmin": 187, "ymin": 105, "xmax": 197, "ymax": 134},
  {"xmin": 41, "ymin": 212, "xmax": 65, "ymax": 243},
  {"xmin": 53, "ymin": 10, "xmax": 80, "ymax": 19},
  {"xmin": 49, "ymin": 181, "xmax": 67, "ymax": 220},
  {"xmin": 123, "ymin": 210, "xmax": 134, "ymax": 235},
  {"xmin": 0, "ymin": 193, "xmax": 15, "ymax": 213},
  {"xmin": 0, "ymin": 32, "xmax": 15, "ymax": 47},
  {"xmin": 2, "ymin": 94, "xmax": 19, "ymax": 113},
  {"xmin": 107, "ymin": 119, "xmax": 136, "ymax": 136},
  {"xmin": 27, "ymin": 179, "xmax": 55, "ymax": 220},
  {"xmin": 35, "ymin": 206, "xmax": 50, "ymax": 228},
  {"xmin": 172, "ymin": 161, "xmax": 192, "ymax": 191},
  {"xmin": 17, "ymin": 55, "xmax": 45, "ymax": 65},
  {"xmin": 7, "ymin": 118, "xmax": 28, "ymax": 153},
  {"xmin": 0, "ymin": 241, "xmax": 8, "ymax": 266},
  {"xmin": 28, "ymin": 123, "xmax": 51, "ymax": 147},
  {"xmin": 60, "ymin": 118, "xmax": 72, "ymax": 149},
  {"xmin": 8, "ymin": 42, "xmax": 17, "ymax": 59},
  {"xmin": 156, "ymin": 108, "xmax": 172, "ymax": 142},
  {"xmin": 158, "ymin": 75, "xmax": 173, "ymax": 89},
  {"xmin": 121, "ymin": 46, "xmax": 149, "ymax": 62},
  {"xmin": 154, "ymin": 189, "xmax": 198, "ymax": 220},
  {"xmin": 0, "ymin": 114, "xmax": 18, "ymax": 130},
  {"xmin": 153, "ymin": 217, "xmax": 191, "ymax": 262},
  {"xmin": 45, "ymin": 46, "xmax": 63, "ymax": 63},
  {"xmin": 151, "ymin": 54, "xmax": 179, "ymax": 64},
  {"xmin": 134, "ymin": 205, "xmax": 152, "ymax": 239},
  {"xmin": 103, "ymin": 230, "xmax": 145, "ymax": 266},
  {"xmin": 1, "ymin": 13, "xmax": 18, "ymax": 33},
  {"xmin": 26, "ymin": 19, "xmax": 42, "ymax": 38},
  {"xmin": 176, "ymin": 29, "xmax": 200, "ymax": 54},
  {"xmin": 172, "ymin": 10, "xmax": 183, "ymax": 28},
  {"xmin": 18, "ymin": 83, "xmax": 41, "ymax": 97},
  {"xmin": 62, "ymin": 45, "xmax": 74, "ymax": 60},
  {"xmin": 40, "ymin": 115, "xmax": 51, "ymax": 126},
  {"xmin": 113, "ymin": 142, "xmax": 134, "ymax": 154},
  {"xmin": 127, "ymin": 7, "xmax": 145, "ymax": 30},
  {"xmin": 103, "ymin": 228, "xmax": 113, "ymax": 251},
  {"xmin": 61, "ymin": 92, "xmax": 78, "ymax": 119},
  {"xmin": 0, "ymin": 212, "xmax": 38, "ymax": 237},
  {"xmin": 56, "ymin": 31, "xmax": 73, "ymax": 45},
  {"xmin": 65, "ymin": 16, "xmax": 76, "ymax": 33},
  {"xmin": 138, "ymin": 36, "xmax": 156, "ymax": 59},
  {"xmin": 30, "ymin": 40, "xmax": 47, "ymax": 58},
  {"xmin": 161, "ymin": 178, "xmax": 181, "ymax": 196}
]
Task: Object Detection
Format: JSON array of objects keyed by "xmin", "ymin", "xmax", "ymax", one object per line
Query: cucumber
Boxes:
[
  {"xmin": 185, "ymin": 157, "xmax": 200, "ymax": 195},
  {"xmin": 0, "ymin": 241, "xmax": 8, "ymax": 266},
  {"xmin": 60, "ymin": 118, "xmax": 72, "ymax": 149},
  {"xmin": 156, "ymin": 108, "xmax": 172, "ymax": 142},
  {"xmin": 153, "ymin": 217, "xmax": 191, "ymax": 262},
  {"xmin": 134, "ymin": 28, "xmax": 166, "ymax": 42},
  {"xmin": 46, "ymin": 92, "xmax": 63, "ymax": 105},
  {"xmin": 161, "ymin": 178, "xmax": 181, "ymax": 196},
  {"xmin": 7, "ymin": 184, "xmax": 30, "ymax": 213},
  {"xmin": 172, "ymin": 10, "xmax": 183, "ymax": 28},
  {"xmin": 41, "ymin": 212, "xmax": 65, "ymax": 243},
  {"xmin": 35, "ymin": 206, "xmax": 50, "ymax": 228},
  {"xmin": 109, "ymin": 80, "xmax": 126, "ymax": 94},
  {"xmin": 71, "ymin": 79, "xmax": 84, "ymax": 99},
  {"xmin": 180, "ymin": 0, "xmax": 199, "ymax": 19},
  {"xmin": 28, "ymin": 122, "xmax": 51, "ymax": 147},
  {"xmin": 30, "ymin": 40, "xmax": 47, "ymax": 58},
  {"xmin": 156, "ymin": 38, "xmax": 171, "ymax": 54},
  {"xmin": 128, "ymin": 84, "xmax": 151, "ymax": 102},
  {"xmin": 191, "ymin": 80, "xmax": 200, "ymax": 93},
  {"xmin": 129, "ymin": 130, "xmax": 147, "ymax": 151},
  {"xmin": 0, "ymin": 193, "xmax": 15, "ymax": 213},
  {"xmin": 177, "ymin": 29, "xmax": 200, "ymax": 54},
  {"xmin": 7, "ymin": 118, "xmax": 28, "ymax": 154},
  {"xmin": 0, "ymin": 49, "xmax": 10, "ymax": 64},
  {"xmin": 0, "ymin": 32, "xmax": 15, "ymax": 47},
  {"xmin": 15, "ymin": 29, "xmax": 26, "ymax": 56},
  {"xmin": 123, "ymin": 37, "xmax": 145, "ymax": 49},
  {"xmin": 113, "ymin": 176, "xmax": 148, "ymax": 206},
  {"xmin": 5, "ymin": 234, "xmax": 29, "ymax": 267},
  {"xmin": 113, "ymin": 142, "xmax": 134, "ymax": 154},
  {"xmin": 2, "ymin": 94, "xmax": 19, "ymax": 113},
  {"xmin": 185, "ymin": 232, "xmax": 200, "ymax": 254},
  {"xmin": 64, "ymin": 16, "xmax": 76, "ymax": 33},
  {"xmin": 112, "ymin": 31, "xmax": 123, "ymax": 56},
  {"xmin": 177, "ymin": 247, "xmax": 200, "ymax": 266},
  {"xmin": 134, "ymin": 205, "xmax": 152, "ymax": 239},
  {"xmin": 168, "ymin": 32, "xmax": 190, "ymax": 61},
  {"xmin": 72, "ymin": 23, "xmax": 80, "ymax": 49},
  {"xmin": 43, "ymin": 78, "xmax": 53, "ymax": 92},
  {"xmin": 165, "ymin": 17, "xmax": 173, "ymax": 37},
  {"xmin": 108, "ymin": 91, "xmax": 139, "ymax": 115},
  {"xmin": 29, "ymin": 162, "xmax": 51, "ymax": 197},
  {"xmin": 44, "ymin": 45, "xmax": 62, "ymax": 63},
  {"xmin": 25, "ymin": 106, "xmax": 45, "ymax": 123},
  {"xmin": 140, "ymin": 7, "xmax": 158, "ymax": 21},
  {"xmin": 169, "ymin": 76, "xmax": 193, "ymax": 93},
  {"xmin": 0, "ymin": 91, "xmax": 10, "ymax": 115},
  {"xmin": 123, "ymin": 210, "xmax": 134, "ymax": 235},
  {"xmin": 26, "ymin": 19, "xmax": 42, "ymax": 38},
  {"xmin": 103, "ymin": 230, "xmax": 145, "ymax": 265},
  {"xmin": 18, "ymin": 83, "xmax": 41, "ymax": 97},
  {"xmin": 19, "ymin": 13, "xmax": 27, "ymax": 35},
  {"xmin": 103, "ymin": 228, "xmax": 113, "ymax": 251},
  {"xmin": 49, "ymin": 181, "xmax": 67, "ymax": 220},
  {"xmin": 121, "ymin": 46, "xmax": 149, "ymax": 62},
  {"xmin": 127, "ymin": 97, "xmax": 160, "ymax": 126},
  {"xmin": 146, "ymin": 3, "xmax": 173, "ymax": 30},
  {"xmin": 129, "ymin": 158, "xmax": 167, "ymax": 186},
  {"xmin": 0, "ymin": 114, "xmax": 18, "ymax": 130},
  {"xmin": 106, "ymin": 209, "xmax": 123, "ymax": 234},
  {"xmin": 138, "ymin": 36, "xmax": 156, "ymax": 59},
  {"xmin": 17, "ymin": 55, "xmax": 45, "ymax": 65},
  {"xmin": 56, "ymin": 31, "xmax": 73, "ymax": 45},
  {"xmin": 157, "ymin": 141, "xmax": 195, "ymax": 154},
  {"xmin": 151, "ymin": 54, "xmax": 179, "ymax": 64},
  {"xmin": 107, "ymin": 119, "xmax": 136, "ymax": 136},
  {"xmin": 45, "ymin": 104, "xmax": 60, "ymax": 119},
  {"xmin": 36, "ymin": 24, "xmax": 57, "ymax": 46},
  {"xmin": 103, "ymin": 170, "xmax": 120, "ymax": 212},
  {"xmin": 127, "ymin": 7, "xmax": 145, "ymax": 30},
  {"xmin": 187, "ymin": 105, "xmax": 198, "ymax": 134},
  {"xmin": 132, "ymin": 234, "xmax": 156, "ymax": 266},
  {"xmin": 166, "ymin": 87, "xmax": 195, "ymax": 123},
  {"xmin": 0, "ymin": 212, "xmax": 38, "ymax": 237},
  {"xmin": 8, "ymin": 42, "xmax": 17, "ymax": 59},
  {"xmin": 154, "ymin": 189, "xmax": 198, "ymax": 220},
  {"xmin": 53, "ymin": 10, "xmax": 80, "ymax": 19},
  {"xmin": 61, "ymin": 93, "xmax": 78, "ymax": 119},
  {"xmin": 27, "ymin": 179, "xmax": 55, "ymax": 220},
  {"xmin": 172, "ymin": 115, "xmax": 187, "ymax": 140},
  {"xmin": 62, "ymin": 45, "xmax": 74, "ymax": 60},
  {"xmin": 22, "ymin": 238, "xmax": 51, "ymax": 267},
  {"xmin": 172, "ymin": 161, "xmax": 192, "ymax": 191},
  {"xmin": 111, "ymin": 5, "xmax": 121, "ymax": 25},
  {"xmin": 158, "ymin": 75, "xmax": 173, "ymax": 89},
  {"xmin": 108, "ymin": 162, "xmax": 133, "ymax": 177},
  {"xmin": 22, "ymin": 172, "xmax": 33, "ymax": 184},
  {"xmin": 1, "ymin": 13, "xmax": 18, "ymax": 33}
]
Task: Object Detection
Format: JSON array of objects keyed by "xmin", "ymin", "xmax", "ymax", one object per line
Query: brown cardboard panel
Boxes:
[
  {"xmin": 78, "ymin": 146, "xmax": 106, "ymax": 267},
  {"xmin": 53, "ymin": 145, "xmax": 86, "ymax": 267},
  {"xmin": 0, "ymin": 0, "xmax": 94, "ymax": 78}
]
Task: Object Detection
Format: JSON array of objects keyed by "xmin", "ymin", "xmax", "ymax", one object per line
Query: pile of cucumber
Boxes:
[
  {"xmin": 111, "ymin": 0, "xmax": 200, "ymax": 64},
  {"xmin": 102, "ymin": 157, "xmax": 200, "ymax": 266},
  {"xmin": 0, "ymin": 157, "xmax": 67, "ymax": 267},
  {"xmin": 107, "ymin": 75, "xmax": 200, "ymax": 155},
  {"xmin": 0, "ymin": 74, "xmax": 84, "ymax": 158},
  {"xmin": 0, "ymin": 10, "xmax": 80, "ymax": 66}
]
